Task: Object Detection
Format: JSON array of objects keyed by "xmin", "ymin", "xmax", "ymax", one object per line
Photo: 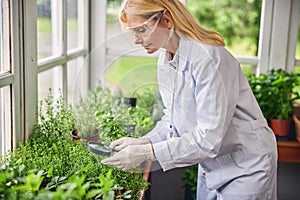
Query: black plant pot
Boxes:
[
  {"xmin": 128, "ymin": 124, "xmax": 136, "ymax": 133},
  {"xmin": 121, "ymin": 97, "xmax": 137, "ymax": 107}
]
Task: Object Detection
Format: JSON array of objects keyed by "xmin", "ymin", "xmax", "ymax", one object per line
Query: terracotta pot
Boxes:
[
  {"xmin": 269, "ymin": 119, "xmax": 291, "ymax": 137},
  {"xmin": 70, "ymin": 129, "xmax": 81, "ymax": 141},
  {"xmin": 70, "ymin": 129, "xmax": 99, "ymax": 142}
]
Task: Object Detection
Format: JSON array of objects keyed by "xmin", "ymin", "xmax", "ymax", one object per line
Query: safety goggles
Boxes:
[{"xmin": 126, "ymin": 11, "xmax": 163, "ymax": 38}]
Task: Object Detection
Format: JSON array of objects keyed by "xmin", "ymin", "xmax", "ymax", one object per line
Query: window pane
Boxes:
[
  {"xmin": 0, "ymin": 0, "xmax": 10, "ymax": 72},
  {"xmin": 187, "ymin": 0, "xmax": 262, "ymax": 57},
  {"xmin": 67, "ymin": 57, "xmax": 88, "ymax": 105},
  {"xmin": 37, "ymin": 0, "xmax": 62, "ymax": 60},
  {"xmin": 106, "ymin": 56, "xmax": 158, "ymax": 96},
  {"xmin": 296, "ymin": 11, "xmax": 300, "ymax": 60},
  {"xmin": 0, "ymin": 86, "xmax": 11, "ymax": 156},
  {"xmin": 106, "ymin": 0, "xmax": 122, "ymax": 37},
  {"xmin": 240, "ymin": 64, "xmax": 257, "ymax": 75},
  {"xmin": 67, "ymin": 0, "xmax": 79, "ymax": 50},
  {"xmin": 38, "ymin": 66, "xmax": 63, "ymax": 102}
]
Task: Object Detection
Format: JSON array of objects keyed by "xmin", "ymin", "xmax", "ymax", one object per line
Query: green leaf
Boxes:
[{"xmin": 86, "ymin": 189, "xmax": 102, "ymax": 198}]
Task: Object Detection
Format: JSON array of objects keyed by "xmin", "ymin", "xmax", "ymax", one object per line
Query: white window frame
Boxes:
[
  {"xmin": 258, "ymin": 0, "xmax": 300, "ymax": 73},
  {"xmin": 0, "ymin": 0, "xmax": 97, "ymax": 155},
  {"xmin": 0, "ymin": 1, "xmax": 15, "ymax": 155},
  {"xmin": 37, "ymin": 0, "xmax": 89, "ymax": 103}
]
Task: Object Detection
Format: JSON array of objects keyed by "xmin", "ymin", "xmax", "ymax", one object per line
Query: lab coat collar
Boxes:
[{"xmin": 160, "ymin": 37, "xmax": 191, "ymax": 71}]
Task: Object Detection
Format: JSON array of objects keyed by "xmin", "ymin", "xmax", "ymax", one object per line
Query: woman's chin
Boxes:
[{"xmin": 146, "ymin": 47, "xmax": 158, "ymax": 54}]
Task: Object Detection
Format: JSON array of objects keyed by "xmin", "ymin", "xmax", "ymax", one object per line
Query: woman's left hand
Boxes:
[{"xmin": 101, "ymin": 144, "xmax": 155, "ymax": 170}]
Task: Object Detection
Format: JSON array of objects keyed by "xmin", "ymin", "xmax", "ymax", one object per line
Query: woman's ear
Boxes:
[{"xmin": 161, "ymin": 10, "xmax": 173, "ymax": 29}]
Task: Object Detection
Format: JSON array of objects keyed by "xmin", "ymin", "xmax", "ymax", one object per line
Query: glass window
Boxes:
[
  {"xmin": 240, "ymin": 64, "xmax": 257, "ymax": 75},
  {"xmin": 0, "ymin": 0, "xmax": 12, "ymax": 156},
  {"xmin": 106, "ymin": 56, "xmax": 158, "ymax": 96},
  {"xmin": 67, "ymin": 57, "xmax": 88, "ymax": 105},
  {"xmin": 67, "ymin": 0, "xmax": 86, "ymax": 50},
  {"xmin": 296, "ymin": 11, "xmax": 300, "ymax": 61},
  {"xmin": 0, "ymin": 0, "xmax": 10, "ymax": 72},
  {"xmin": 37, "ymin": 0, "xmax": 58, "ymax": 60},
  {"xmin": 67, "ymin": 0, "xmax": 78, "ymax": 50},
  {"xmin": 106, "ymin": 0, "xmax": 122, "ymax": 37},
  {"xmin": 37, "ymin": 0, "xmax": 68, "ymax": 59},
  {"xmin": 106, "ymin": 1, "xmax": 158, "ymax": 95},
  {"xmin": 0, "ymin": 86, "xmax": 11, "ymax": 156},
  {"xmin": 187, "ymin": 0, "xmax": 262, "ymax": 57},
  {"xmin": 37, "ymin": 0, "xmax": 88, "ymax": 103},
  {"xmin": 38, "ymin": 66, "xmax": 63, "ymax": 102}
]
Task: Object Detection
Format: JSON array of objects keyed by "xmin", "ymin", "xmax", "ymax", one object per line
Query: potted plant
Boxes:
[
  {"xmin": 247, "ymin": 69, "xmax": 300, "ymax": 137},
  {"xmin": 71, "ymin": 98, "xmax": 99, "ymax": 142}
]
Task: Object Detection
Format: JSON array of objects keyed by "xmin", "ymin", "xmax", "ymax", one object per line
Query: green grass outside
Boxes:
[
  {"xmin": 107, "ymin": 13, "xmax": 119, "ymax": 24},
  {"xmin": 37, "ymin": 17, "xmax": 78, "ymax": 34},
  {"xmin": 226, "ymin": 37, "xmax": 257, "ymax": 56},
  {"xmin": 106, "ymin": 57, "xmax": 158, "ymax": 95},
  {"xmin": 37, "ymin": 17, "xmax": 52, "ymax": 33},
  {"xmin": 296, "ymin": 40, "xmax": 300, "ymax": 60}
]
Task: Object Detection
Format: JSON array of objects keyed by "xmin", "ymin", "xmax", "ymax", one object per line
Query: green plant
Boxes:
[
  {"xmin": 129, "ymin": 107, "xmax": 155, "ymax": 137},
  {"xmin": 33, "ymin": 89, "xmax": 75, "ymax": 139},
  {"xmin": 0, "ymin": 161, "xmax": 129, "ymax": 200},
  {"xmin": 133, "ymin": 88, "xmax": 163, "ymax": 122},
  {"xmin": 182, "ymin": 164, "xmax": 198, "ymax": 199},
  {"xmin": 93, "ymin": 87, "xmax": 159, "ymax": 143},
  {"xmin": 73, "ymin": 98, "xmax": 99, "ymax": 138},
  {"xmin": 3, "ymin": 91, "xmax": 149, "ymax": 200},
  {"xmin": 247, "ymin": 69, "xmax": 300, "ymax": 120},
  {"xmin": 7, "ymin": 128, "xmax": 146, "ymax": 200},
  {"xmin": 97, "ymin": 111, "xmax": 129, "ymax": 145}
]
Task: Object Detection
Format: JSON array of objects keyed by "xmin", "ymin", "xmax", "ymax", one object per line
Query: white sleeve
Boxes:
[
  {"xmin": 153, "ymin": 51, "xmax": 239, "ymax": 171},
  {"xmin": 141, "ymin": 110, "xmax": 170, "ymax": 143}
]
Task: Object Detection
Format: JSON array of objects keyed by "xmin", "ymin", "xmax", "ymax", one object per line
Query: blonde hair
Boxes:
[{"xmin": 119, "ymin": 0, "xmax": 225, "ymax": 46}]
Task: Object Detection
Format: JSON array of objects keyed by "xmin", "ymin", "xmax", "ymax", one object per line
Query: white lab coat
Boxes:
[{"xmin": 144, "ymin": 38, "xmax": 278, "ymax": 199}]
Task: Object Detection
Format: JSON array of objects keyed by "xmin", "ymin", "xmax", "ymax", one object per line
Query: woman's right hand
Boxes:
[{"xmin": 110, "ymin": 137, "xmax": 150, "ymax": 151}]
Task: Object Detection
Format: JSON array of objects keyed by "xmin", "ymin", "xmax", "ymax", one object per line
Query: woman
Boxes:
[{"xmin": 101, "ymin": 0, "xmax": 278, "ymax": 199}]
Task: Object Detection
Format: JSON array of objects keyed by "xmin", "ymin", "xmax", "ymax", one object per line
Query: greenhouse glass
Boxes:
[
  {"xmin": 0, "ymin": 86, "xmax": 11, "ymax": 156},
  {"xmin": 0, "ymin": 0, "xmax": 10, "ymax": 73},
  {"xmin": 187, "ymin": 0, "xmax": 262, "ymax": 58},
  {"xmin": 37, "ymin": 0, "xmax": 56, "ymax": 60},
  {"xmin": 67, "ymin": 0, "xmax": 88, "ymax": 51},
  {"xmin": 67, "ymin": 0, "xmax": 79, "ymax": 51},
  {"xmin": 67, "ymin": 57, "xmax": 88, "ymax": 105},
  {"xmin": 38, "ymin": 66, "xmax": 63, "ymax": 102},
  {"xmin": 296, "ymin": 10, "xmax": 300, "ymax": 61}
]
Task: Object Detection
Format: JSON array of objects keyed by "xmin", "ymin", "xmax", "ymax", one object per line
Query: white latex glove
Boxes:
[
  {"xmin": 109, "ymin": 137, "xmax": 150, "ymax": 151},
  {"xmin": 101, "ymin": 144, "xmax": 155, "ymax": 171}
]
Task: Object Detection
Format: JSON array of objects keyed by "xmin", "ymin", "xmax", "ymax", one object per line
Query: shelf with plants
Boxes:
[
  {"xmin": 0, "ymin": 87, "xmax": 162, "ymax": 199},
  {"xmin": 247, "ymin": 69, "xmax": 300, "ymax": 162},
  {"xmin": 247, "ymin": 69, "xmax": 300, "ymax": 138}
]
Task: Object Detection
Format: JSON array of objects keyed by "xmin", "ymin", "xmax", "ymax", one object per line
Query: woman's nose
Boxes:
[{"xmin": 134, "ymin": 35, "xmax": 143, "ymax": 44}]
